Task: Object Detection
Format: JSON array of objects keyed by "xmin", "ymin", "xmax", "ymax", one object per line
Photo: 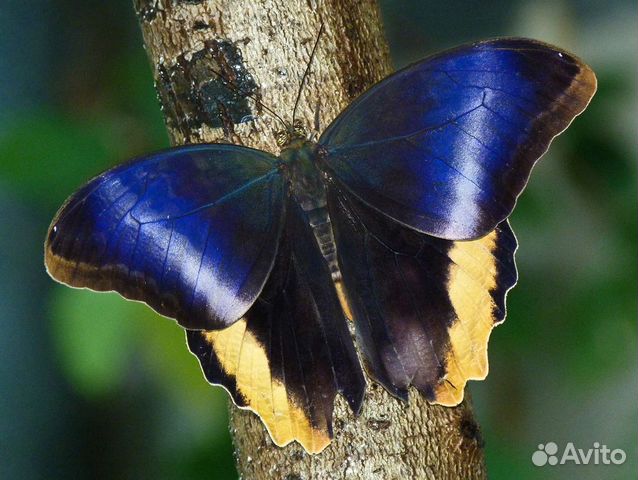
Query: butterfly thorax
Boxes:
[{"xmin": 280, "ymin": 139, "xmax": 326, "ymax": 212}]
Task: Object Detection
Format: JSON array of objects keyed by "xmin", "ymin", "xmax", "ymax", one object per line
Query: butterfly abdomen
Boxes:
[{"xmin": 306, "ymin": 205, "xmax": 340, "ymax": 281}]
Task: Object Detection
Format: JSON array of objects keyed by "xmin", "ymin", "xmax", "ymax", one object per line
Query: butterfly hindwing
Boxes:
[
  {"xmin": 45, "ymin": 144, "xmax": 286, "ymax": 330},
  {"xmin": 328, "ymin": 185, "xmax": 517, "ymax": 404},
  {"xmin": 187, "ymin": 198, "xmax": 365, "ymax": 453},
  {"xmin": 319, "ymin": 38, "xmax": 596, "ymax": 240}
]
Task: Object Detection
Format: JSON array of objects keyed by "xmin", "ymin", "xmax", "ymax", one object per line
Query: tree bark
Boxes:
[{"xmin": 134, "ymin": 1, "xmax": 487, "ymax": 478}]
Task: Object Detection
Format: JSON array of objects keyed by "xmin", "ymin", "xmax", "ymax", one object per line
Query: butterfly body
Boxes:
[
  {"xmin": 279, "ymin": 138, "xmax": 325, "ymax": 211},
  {"xmin": 44, "ymin": 38, "xmax": 596, "ymax": 453},
  {"xmin": 279, "ymin": 138, "xmax": 347, "ymax": 279}
]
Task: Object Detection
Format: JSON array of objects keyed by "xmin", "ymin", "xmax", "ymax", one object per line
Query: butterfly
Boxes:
[{"xmin": 45, "ymin": 38, "xmax": 596, "ymax": 453}]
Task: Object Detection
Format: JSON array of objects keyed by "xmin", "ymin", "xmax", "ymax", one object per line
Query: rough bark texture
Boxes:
[{"xmin": 134, "ymin": 1, "xmax": 487, "ymax": 478}]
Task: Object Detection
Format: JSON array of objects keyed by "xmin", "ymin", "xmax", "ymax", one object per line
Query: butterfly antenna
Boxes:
[
  {"xmin": 291, "ymin": 22, "xmax": 325, "ymax": 126},
  {"xmin": 253, "ymin": 98, "xmax": 289, "ymax": 130}
]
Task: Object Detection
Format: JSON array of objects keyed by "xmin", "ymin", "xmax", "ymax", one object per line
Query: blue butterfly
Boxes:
[{"xmin": 45, "ymin": 38, "xmax": 596, "ymax": 453}]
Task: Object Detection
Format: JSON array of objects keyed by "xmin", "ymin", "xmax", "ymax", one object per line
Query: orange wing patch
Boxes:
[
  {"xmin": 192, "ymin": 321, "xmax": 331, "ymax": 453},
  {"xmin": 435, "ymin": 222, "xmax": 517, "ymax": 405}
]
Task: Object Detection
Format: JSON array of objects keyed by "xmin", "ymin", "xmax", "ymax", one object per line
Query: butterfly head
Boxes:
[{"xmin": 275, "ymin": 119, "xmax": 309, "ymax": 149}]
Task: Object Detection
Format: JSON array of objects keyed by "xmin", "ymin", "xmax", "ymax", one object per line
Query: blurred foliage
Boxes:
[
  {"xmin": 51, "ymin": 287, "xmax": 138, "ymax": 397},
  {"xmin": 0, "ymin": 0, "xmax": 636, "ymax": 479}
]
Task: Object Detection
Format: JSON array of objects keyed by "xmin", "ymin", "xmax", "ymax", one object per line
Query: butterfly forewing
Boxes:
[
  {"xmin": 45, "ymin": 144, "xmax": 286, "ymax": 330},
  {"xmin": 319, "ymin": 38, "xmax": 597, "ymax": 240}
]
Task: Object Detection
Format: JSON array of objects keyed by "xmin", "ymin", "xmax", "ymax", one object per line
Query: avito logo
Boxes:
[{"xmin": 532, "ymin": 442, "xmax": 626, "ymax": 467}]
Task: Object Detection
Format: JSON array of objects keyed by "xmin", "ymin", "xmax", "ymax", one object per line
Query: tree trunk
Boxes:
[{"xmin": 134, "ymin": 1, "xmax": 487, "ymax": 478}]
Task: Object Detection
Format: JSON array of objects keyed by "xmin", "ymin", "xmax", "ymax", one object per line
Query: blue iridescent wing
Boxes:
[
  {"xmin": 45, "ymin": 144, "xmax": 286, "ymax": 330},
  {"xmin": 319, "ymin": 38, "xmax": 597, "ymax": 240},
  {"xmin": 187, "ymin": 198, "xmax": 365, "ymax": 453}
]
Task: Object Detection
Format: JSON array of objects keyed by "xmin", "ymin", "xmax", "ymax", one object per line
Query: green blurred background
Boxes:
[{"xmin": 1, "ymin": 1, "xmax": 636, "ymax": 478}]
